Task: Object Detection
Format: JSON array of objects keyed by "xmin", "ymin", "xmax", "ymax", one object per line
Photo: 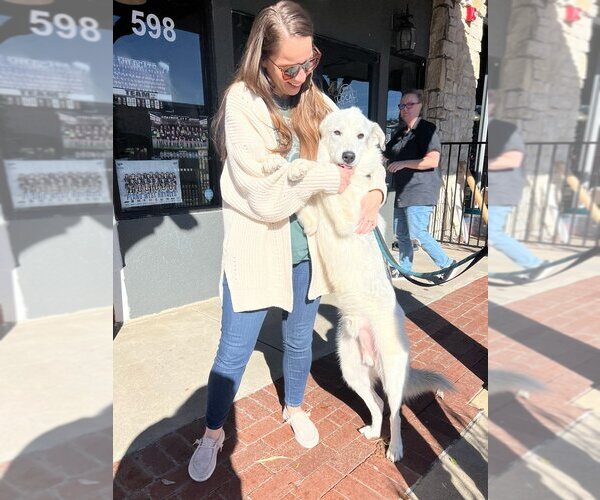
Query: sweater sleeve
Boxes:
[
  {"xmin": 223, "ymin": 86, "xmax": 340, "ymax": 223},
  {"xmin": 369, "ymin": 163, "xmax": 388, "ymax": 205}
]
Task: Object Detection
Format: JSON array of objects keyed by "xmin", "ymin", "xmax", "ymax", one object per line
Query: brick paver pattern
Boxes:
[
  {"xmin": 113, "ymin": 277, "xmax": 488, "ymax": 499},
  {"xmin": 489, "ymin": 276, "xmax": 600, "ymax": 477}
]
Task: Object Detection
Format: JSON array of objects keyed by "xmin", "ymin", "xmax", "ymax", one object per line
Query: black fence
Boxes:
[
  {"xmin": 506, "ymin": 142, "xmax": 599, "ymax": 248},
  {"xmin": 430, "ymin": 142, "xmax": 488, "ymax": 248}
]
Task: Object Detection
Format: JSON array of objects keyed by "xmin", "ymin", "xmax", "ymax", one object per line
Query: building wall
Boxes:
[
  {"xmin": 498, "ymin": 0, "xmax": 597, "ymax": 146},
  {"xmin": 117, "ymin": 210, "xmax": 223, "ymax": 319},
  {"xmin": 424, "ymin": 0, "xmax": 487, "ymax": 142}
]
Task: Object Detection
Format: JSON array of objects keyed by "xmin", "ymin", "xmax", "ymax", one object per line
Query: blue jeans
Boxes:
[
  {"xmin": 205, "ymin": 260, "xmax": 320, "ymax": 430},
  {"xmin": 488, "ymin": 206, "xmax": 542, "ymax": 269},
  {"xmin": 395, "ymin": 206, "xmax": 453, "ymax": 271}
]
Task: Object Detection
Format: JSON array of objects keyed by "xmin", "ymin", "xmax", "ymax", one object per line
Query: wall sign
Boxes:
[
  {"xmin": 29, "ymin": 10, "xmax": 101, "ymax": 42},
  {"xmin": 131, "ymin": 10, "xmax": 176, "ymax": 42}
]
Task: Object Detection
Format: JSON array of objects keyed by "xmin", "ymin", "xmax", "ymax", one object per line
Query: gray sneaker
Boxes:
[{"xmin": 188, "ymin": 430, "xmax": 225, "ymax": 482}]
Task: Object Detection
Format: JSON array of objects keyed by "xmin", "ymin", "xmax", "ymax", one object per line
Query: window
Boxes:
[
  {"xmin": 0, "ymin": 3, "xmax": 112, "ymax": 218},
  {"xmin": 386, "ymin": 54, "xmax": 426, "ymax": 139},
  {"xmin": 113, "ymin": 0, "xmax": 217, "ymax": 218},
  {"xmin": 314, "ymin": 36, "xmax": 378, "ymax": 119}
]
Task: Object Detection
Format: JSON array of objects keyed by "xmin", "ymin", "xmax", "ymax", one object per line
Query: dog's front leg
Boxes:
[{"xmin": 297, "ymin": 199, "xmax": 320, "ymax": 235}]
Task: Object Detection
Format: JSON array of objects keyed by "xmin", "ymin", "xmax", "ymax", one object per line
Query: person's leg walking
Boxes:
[
  {"xmin": 281, "ymin": 260, "xmax": 321, "ymax": 448},
  {"xmin": 406, "ymin": 205, "xmax": 452, "ymax": 269},
  {"xmin": 395, "ymin": 206, "xmax": 413, "ymax": 270},
  {"xmin": 488, "ymin": 206, "xmax": 542, "ymax": 269}
]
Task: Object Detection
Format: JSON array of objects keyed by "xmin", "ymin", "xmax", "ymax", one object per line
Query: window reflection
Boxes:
[{"xmin": 112, "ymin": 0, "xmax": 214, "ymax": 216}]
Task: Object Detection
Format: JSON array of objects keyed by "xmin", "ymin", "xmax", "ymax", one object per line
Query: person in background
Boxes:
[
  {"xmin": 488, "ymin": 90, "xmax": 548, "ymax": 277},
  {"xmin": 188, "ymin": 1, "xmax": 387, "ymax": 483},
  {"xmin": 385, "ymin": 89, "xmax": 456, "ymax": 280}
]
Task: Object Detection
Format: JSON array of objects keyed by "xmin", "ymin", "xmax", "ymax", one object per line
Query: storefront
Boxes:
[{"xmin": 112, "ymin": 0, "xmax": 481, "ymax": 321}]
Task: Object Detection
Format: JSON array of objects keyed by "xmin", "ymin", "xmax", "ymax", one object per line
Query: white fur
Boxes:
[{"xmin": 298, "ymin": 107, "xmax": 452, "ymax": 462}]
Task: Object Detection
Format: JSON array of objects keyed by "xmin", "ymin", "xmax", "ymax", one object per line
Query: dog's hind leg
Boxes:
[
  {"xmin": 338, "ymin": 334, "xmax": 384, "ymax": 439},
  {"xmin": 381, "ymin": 355, "xmax": 409, "ymax": 462}
]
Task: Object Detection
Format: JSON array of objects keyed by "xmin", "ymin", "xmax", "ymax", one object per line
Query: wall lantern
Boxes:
[
  {"xmin": 392, "ymin": 5, "xmax": 416, "ymax": 53},
  {"xmin": 465, "ymin": 5, "xmax": 478, "ymax": 23},
  {"xmin": 565, "ymin": 4, "xmax": 582, "ymax": 24}
]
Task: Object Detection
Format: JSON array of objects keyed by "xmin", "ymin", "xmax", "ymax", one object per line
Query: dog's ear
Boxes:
[{"xmin": 369, "ymin": 122, "xmax": 386, "ymax": 150}]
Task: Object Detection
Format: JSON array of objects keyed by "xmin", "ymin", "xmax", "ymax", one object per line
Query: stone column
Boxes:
[{"xmin": 424, "ymin": 0, "xmax": 486, "ymax": 143}]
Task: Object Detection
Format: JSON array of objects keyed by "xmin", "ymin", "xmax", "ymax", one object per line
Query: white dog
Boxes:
[{"xmin": 295, "ymin": 107, "xmax": 453, "ymax": 462}]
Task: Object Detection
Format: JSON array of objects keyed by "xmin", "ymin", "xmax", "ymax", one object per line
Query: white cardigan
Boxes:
[{"xmin": 219, "ymin": 81, "xmax": 387, "ymax": 312}]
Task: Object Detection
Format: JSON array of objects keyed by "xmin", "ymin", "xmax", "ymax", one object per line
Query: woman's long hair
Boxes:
[{"xmin": 211, "ymin": 1, "xmax": 330, "ymax": 162}]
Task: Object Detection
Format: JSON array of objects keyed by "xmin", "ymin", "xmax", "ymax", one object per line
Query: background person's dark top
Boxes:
[
  {"xmin": 384, "ymin": 118, "xmax": 441, "ymax": 208},
  {"xmin": 488, "ymin": 118, "xmax": 526, "ymax": 206}
]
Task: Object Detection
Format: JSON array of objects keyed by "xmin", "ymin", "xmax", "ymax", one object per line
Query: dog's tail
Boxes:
[
  {"xmin": 488, "ymin": 369, "xmax": 545, "ymax": 396},
  {"xmin": 403, "ymin": 368, "xmax": 454, "ymax": 401}
]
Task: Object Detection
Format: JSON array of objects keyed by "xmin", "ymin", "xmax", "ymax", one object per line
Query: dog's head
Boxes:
[{"xmin": 319, "ymin": 107, "xmax": 386, "ymax": 172}]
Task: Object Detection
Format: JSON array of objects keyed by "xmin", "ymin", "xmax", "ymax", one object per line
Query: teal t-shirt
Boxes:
[{"xmin": 276, "ymin": 96, "xmax": 309, "ymax": 265}]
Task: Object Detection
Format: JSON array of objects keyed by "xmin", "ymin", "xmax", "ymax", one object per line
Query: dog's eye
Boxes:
[
  {"xmin": 357, "ymin": 133, "xmax": 365, "ymax": 139},
  {"xmin": 333, "ymin": 130, "xmax": 341, "ymax": 136}
]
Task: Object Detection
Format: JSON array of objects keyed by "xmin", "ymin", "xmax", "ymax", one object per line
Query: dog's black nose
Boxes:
[{"xmin": 342, "ymin": 151, "xmax": 355, "ymax": 164}]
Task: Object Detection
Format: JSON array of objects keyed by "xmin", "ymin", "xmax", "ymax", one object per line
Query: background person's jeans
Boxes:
[
  {"xmin": 488, "ymin": 205, "xmax": 542, "ymax": 269},
  {"xmin": 395, "ymin": 205, "xmax": 453, "ymax": 271},
  {"xmin": 205, "ymin": 260, "xmax": 320, "ymax": 430}
]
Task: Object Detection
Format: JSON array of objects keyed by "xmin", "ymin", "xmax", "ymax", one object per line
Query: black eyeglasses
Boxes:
[
  {"xmin": 268, "ymin": 46, "xmax": 321, "ymax": 81},
  {"xmin": 398, "ymin": 102, "xmax": 420, "ymax": 110}
]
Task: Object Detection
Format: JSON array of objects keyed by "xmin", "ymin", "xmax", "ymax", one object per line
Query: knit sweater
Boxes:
[{"xmin": 220, "ymin": 81, "xmax": 387, "ymax": 312}]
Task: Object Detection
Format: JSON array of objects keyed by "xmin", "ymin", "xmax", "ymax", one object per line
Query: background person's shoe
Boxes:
[
  {"xmin": 440, "ymin": 260, "xmax": 458, "ymax": 281},
  {"xmin": 188, "ymin": 430, "xmax": 225, "ymax": 482},
  {"xmin": 527, "ymin": 260, "xmax": 552, "ymax": 280}
]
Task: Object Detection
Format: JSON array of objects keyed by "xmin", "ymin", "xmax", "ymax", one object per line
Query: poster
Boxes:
[
  {"xmin": 4, "ymin": 159, "xmax": 110, "ymax": 208},
  {"xmin": 115, "ymin": 159, "xmax": 182, "ymax": 208},
  {"xmin": 113, "ymin": 55, "xmax": 172, "ymax": 108},
  {"xmin": 0, "ymin": 55, "xmax": 95, "ymax": 107}
]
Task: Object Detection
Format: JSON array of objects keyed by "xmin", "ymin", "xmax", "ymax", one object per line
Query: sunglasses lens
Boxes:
[{"xmin": 283, "ymin": 66, "xmax": 300, "ymax": 80}]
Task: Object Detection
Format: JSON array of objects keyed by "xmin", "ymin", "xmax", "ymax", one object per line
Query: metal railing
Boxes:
[
  {"xmin": 429, "ymin": 141, "xmax": 488, "ymax": 248},
  {"xmin": 507, "ymin": 142, "xmax": 599, "ymax": 248}
]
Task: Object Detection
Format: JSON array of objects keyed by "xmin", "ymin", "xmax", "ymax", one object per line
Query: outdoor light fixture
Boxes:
[
  {"xmin": 465, "ymin": 5, "xmax": 478, "ymax": 23},
  {"xmin": 392, "ymin": 5, "xmax": 416, "ymax": 53},
  {"xmin": 565, "ymin": 4, "xmax": 582, "ymax": 24}
]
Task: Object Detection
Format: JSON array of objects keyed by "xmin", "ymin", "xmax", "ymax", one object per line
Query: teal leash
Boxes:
[{"xmin": 373, "ymin": 227, "xmax": 488, "ymax": 287}]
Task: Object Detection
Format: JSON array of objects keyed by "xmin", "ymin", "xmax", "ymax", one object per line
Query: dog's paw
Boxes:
[
  {"xmin": 386, "ymin": 443, "xmax": 404, "ymax": 462},
  {"xmin": 436, "ymin": 389, "xmax": 445, "ymax": 400},
  {"xmin": 287, "ymin": 162, "xmax": 308, "ymax": 182},
  {"xmin": 359, "ymin": 425, "xmax": 381, "ymax": 440},
  {"xmin": 262, "ymin": 156, "xmax": 284, "ymax": 175}
]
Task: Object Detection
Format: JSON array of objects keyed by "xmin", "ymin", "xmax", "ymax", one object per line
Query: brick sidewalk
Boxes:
[
  {"xmin": 113, "ymin": 277, "xmax": 488, "ymax": 499},
  {"xmin": 489, "ymin": 276, "xmax": 600, "ymax": 478}
]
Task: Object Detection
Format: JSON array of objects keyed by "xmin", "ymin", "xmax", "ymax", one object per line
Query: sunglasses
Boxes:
[
  {"xmin": 398, "ymin": 102, "xmax": 420, "ymax": 110},
  {"xmin": 268, "ymin": 46, "xmax": 321, "ymax": 81}
]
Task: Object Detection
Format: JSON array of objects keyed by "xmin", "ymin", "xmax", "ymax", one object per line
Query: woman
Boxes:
[
  {"xmin": 188, "ymin": 1, "xmax": 386, "ymax": 482},
  {"xmin": 385, "ymin": 89, "xmax": 454, "ymax": 278}
]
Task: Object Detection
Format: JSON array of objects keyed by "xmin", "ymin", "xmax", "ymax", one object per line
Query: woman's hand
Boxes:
[
  {"xmin": 356, "ymin": 189, "xmax": 384, "ymax": 234},
  {"xmin": 337, "ymin": 165, "xmax": 354, "ymax": 193},
  {"xmin": 387, "ymin": 161, "xmax": 405, "ymax": 173}
]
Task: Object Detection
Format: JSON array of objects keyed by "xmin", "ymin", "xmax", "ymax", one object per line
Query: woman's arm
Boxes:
[
  {"xmin": 387, "ymin": 150, "xmax": 440, "ymax": 172},
  {"xmin": 488, "ymin": 151, "xmax": 523, "ymax": 170},
  {"xmin": 223, "ymin": 87, "xmax": 341, "ymax": 222}
]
